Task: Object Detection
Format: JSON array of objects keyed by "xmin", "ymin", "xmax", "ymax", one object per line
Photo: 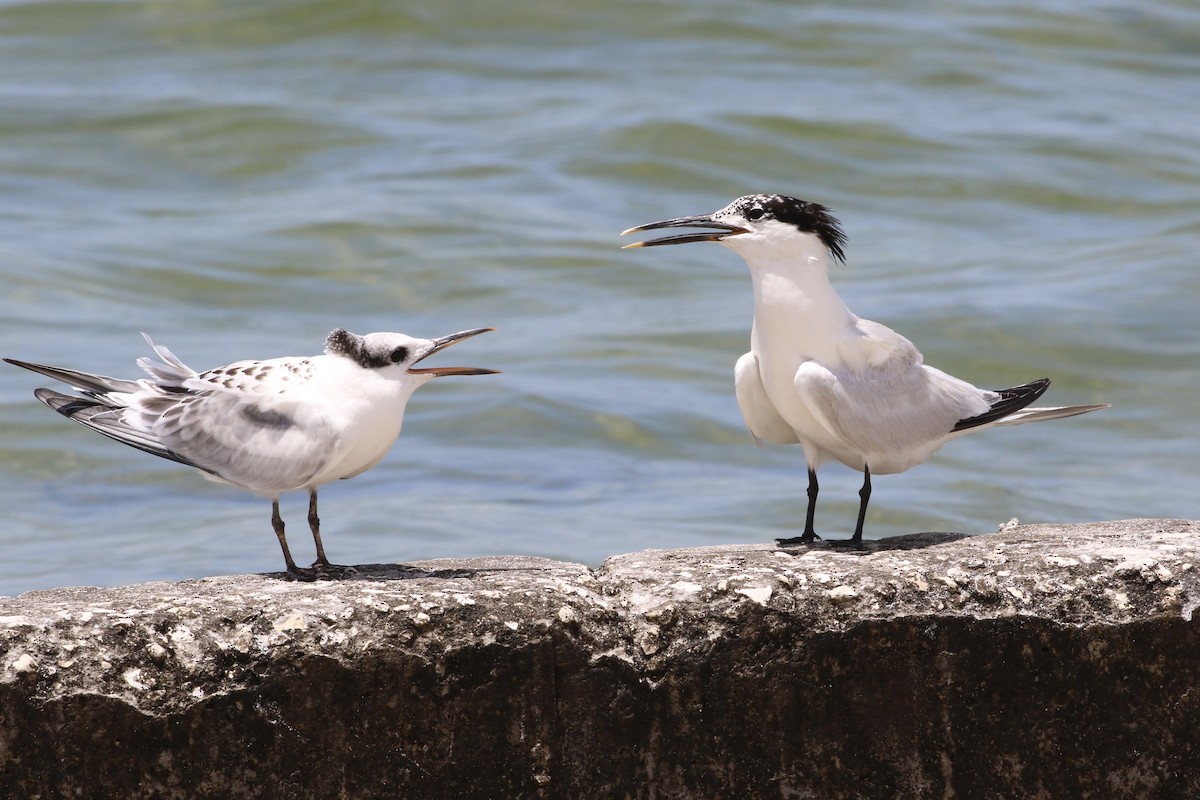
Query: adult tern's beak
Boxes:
[
  {"xmin": 620, "ymin": 214, "xmax": 749, "ymax": 248},
  {"xmin": 409, "ymin": 328, "xmax": 499, "ymax": 377}
]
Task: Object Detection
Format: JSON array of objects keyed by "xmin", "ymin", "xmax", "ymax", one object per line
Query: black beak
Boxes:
[
  {"xmin": 620, "ymin": 214, "xmax": 749, "ymax": 248},
  {"xmin": 409, "ymin": 328, "xmax": 500, "ymax": 377}
]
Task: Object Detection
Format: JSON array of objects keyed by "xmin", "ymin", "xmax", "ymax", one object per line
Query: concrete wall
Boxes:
[{"xmin": 2, "ymin": 518, "xmax": 1198, "ymax": 798}]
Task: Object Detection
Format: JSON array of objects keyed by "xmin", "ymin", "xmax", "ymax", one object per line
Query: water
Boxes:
[{"xmin": 1, "ymin": 0, "xmax": 1197, "ymax": 597}]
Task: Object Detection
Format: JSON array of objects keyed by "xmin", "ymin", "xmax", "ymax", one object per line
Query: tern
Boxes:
[
  {"xmin": 5, "ymin": 327, "xmax": 497, "ymax": 579},
  {"xmin": 623, "ymin": 194, "xmax": 1107, "ymax": 546}
]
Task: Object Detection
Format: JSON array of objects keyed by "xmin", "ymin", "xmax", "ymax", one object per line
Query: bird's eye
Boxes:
[
  {"xmin": 389, "ymin": 347, "xmax": 409, "ymax": 363},
  {"xmin": 747, "ymin": 207, "xmax": 765, "ymax": 221}
]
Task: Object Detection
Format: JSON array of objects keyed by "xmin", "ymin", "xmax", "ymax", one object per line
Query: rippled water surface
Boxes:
[{"xmin": 2, "ymin": 0, "xmax": 1198, "ymax": 595}]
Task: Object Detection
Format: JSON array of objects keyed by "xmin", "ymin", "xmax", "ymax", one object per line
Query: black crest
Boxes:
[
  {"xmin": 325, "ymin": 329, "xmax": 391, "ymax": 369},
  {"xmin": 736, "ymin": 194, "xmax": 848, "ymax": 263}
]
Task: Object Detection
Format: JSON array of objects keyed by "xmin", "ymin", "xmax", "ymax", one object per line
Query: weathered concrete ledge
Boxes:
[{"xmin": 2, "ymin": 518, "xmax": 1198, "ymax": 798}]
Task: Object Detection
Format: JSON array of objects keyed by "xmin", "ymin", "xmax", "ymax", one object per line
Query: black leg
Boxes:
[
  {"xmin": 776, "ymin": 468, "xmax": 822, "ymax": 546},
  {"xmin": 308, "ymin": 489, "xmax": 330, "ymax": 566},
  {"xmin": 804, "ymin": 468, "xmax": 819, "ymax": 540},
  {"xmin": 272, "ymin": 499, "xmax": 315, "ymax": 581},
  {"xmin": 851, "ymin": 464, "xmax": 871, "ymax": 545},
  {"xmin": 307, "ymin": 489, "xmax": 356, "ymax": 578}
]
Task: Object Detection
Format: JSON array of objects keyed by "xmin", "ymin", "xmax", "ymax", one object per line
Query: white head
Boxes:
[
  {"xmin": 323, "ymin": 328, "xmax": 498, "ymax": 388},
  {"xmin": 622, "ymin": 194, "xmax": 847, "ymax": 267}
]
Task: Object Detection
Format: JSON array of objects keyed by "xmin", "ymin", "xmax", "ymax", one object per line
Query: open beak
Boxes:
[
  {"xmin": 409, "ymin": 327, "xmax": 500, "ymax": 377},
  {"xmin": 620, "ymin": 214, "xmax": 749, "ymax": 248}
]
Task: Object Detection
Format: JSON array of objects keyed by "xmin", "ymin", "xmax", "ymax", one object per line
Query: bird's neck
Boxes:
[{"xmin": 744, "ymin": 251, "xmax": 856, "ymax": 360}]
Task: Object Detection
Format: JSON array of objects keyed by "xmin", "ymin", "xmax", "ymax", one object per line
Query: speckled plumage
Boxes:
[{"xmin": 5, "ymin": 327, "xmax": 496, "ymax": 578}]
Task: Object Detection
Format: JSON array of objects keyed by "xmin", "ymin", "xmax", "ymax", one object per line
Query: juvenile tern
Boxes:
[
  {"xmin": 5, "ymin": 327, "xmax": 497, "ymax": 579},
  {"xmin": 623, "ymin": 194, "xmax": 1107, "ymax": 546}
]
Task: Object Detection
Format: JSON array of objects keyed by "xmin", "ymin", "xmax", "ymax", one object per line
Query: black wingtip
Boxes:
[
  {"xmin": 33, "ymin": 387, "xmax": 100, "ymax": 419},
  {"xmin": 953, "ymin": 378, "xmax": 1051, "ymax": 432},
  {"xmin": 28, "ymin": 388, "xmax": 204, "ymax": 472}
]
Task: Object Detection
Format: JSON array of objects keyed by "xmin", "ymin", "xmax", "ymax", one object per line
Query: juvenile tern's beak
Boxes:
[
  {"xmin": 409, "ymin": 328, "xmax": 499, "ymax": 377},
  {"xmin": 620, "ymin": 215, "xmax": 749, "ymax": 248}
]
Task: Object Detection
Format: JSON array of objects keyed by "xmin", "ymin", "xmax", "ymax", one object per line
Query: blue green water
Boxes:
[{"xmin": 2, "ymin": 0, "xmax": 1197, "ymax": 596}]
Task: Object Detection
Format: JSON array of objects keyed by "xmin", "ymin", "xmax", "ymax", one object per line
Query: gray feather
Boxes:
[
  {"xmin": 4, "ymin": 358, "xmax": 141, "ymax": 397},
  {"xmin": 993, "ymin": 404, "xmax": 1110, "ymax": 426},
  {"xmin": 32, "ymin": 388, "xmax": 203, "ymax": 470}
]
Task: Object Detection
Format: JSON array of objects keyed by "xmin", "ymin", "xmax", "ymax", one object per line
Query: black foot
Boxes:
[
  {"xmin": 825, "ymin": 537, "xmax": 866, "ymax": 550},
  {"xmin": 310, "ymin": 561, "xmax": 358, "ymax": 580},
  {"xmin": 279, "ymin": 563, "xmax": 358, "ymax": 582},
  {"xmin": 284, "ymin": 566, "xmax": 319, "ymax": 582},
  {"xmin": 776, "ymin": 532, "xmax": 821, "ymax": 546}
]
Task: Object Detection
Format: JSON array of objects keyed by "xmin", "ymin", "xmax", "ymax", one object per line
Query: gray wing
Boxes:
[
  {"xmin": 792, "ymin": 360, "xmax": 993, "ymax": 471},
  {"xmin": 10, "ymin": 343, "xmax": 338, "ymax": 494},
  {"xmin": 4, "ymin": 358, "xmax": 142, "ymax": 398},
  {"xmin": 146, "ymin": 390, "xmax": 339, "ymax": 494},
  {"xmin": 8, "ymin": 355, "xmax": 202, "ymax": 469},
  {"xmin": 32, "ymin": 388, "xmax": 205, "ymax": 470},
  {"xmin": 23, "ymin": 379, "xmax": 338, "ymax": 494},
  {"xmin": 805, "ymin": 320, "xmax": 995, "ymax": 453}
]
